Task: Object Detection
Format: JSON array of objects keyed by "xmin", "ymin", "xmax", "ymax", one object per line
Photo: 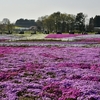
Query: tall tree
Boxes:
[
  {"xmin": 75, "ymin": 12, "xmax": 86, "ymax": 32},
  {"xmin": 94, "ymin": 15, "xmax": 100, "ymax": 27},
  {"xmin": 1, "ymin": 18, "xmax": 14, "ymax": 33},
  {"xmin": 44, "ymin": 16, "xmax": 54, "ymax": 32},
  {"xmin": 50, "ymin": 12, "xmax": 75, "ymax": 32},
  {"xmin": 2, "ymin": 18, "xmax": 10, "ymax": 24},
  {"xmin": 51, "ymin": 11, "xmax": 61, "ymax": 32},
  {"xmin": 66, "ymin": 14, "xmax": 76, "ymax": 32},
  {"xmin": 60, "ymin": 13, "xmax": 68, "ymax": 32},
  {"xmin": 37, "ymin": 15, "xmax": 48, "ymax": 32},
  {"xmin": 88, "ymin": 17, "xmax": 94, "ymax": 32}
]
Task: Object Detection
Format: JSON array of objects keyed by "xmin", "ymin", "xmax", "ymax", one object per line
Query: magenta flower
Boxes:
[{"xmin": 45, "ymin": 34, "xmax": 82, "ymax": 38}]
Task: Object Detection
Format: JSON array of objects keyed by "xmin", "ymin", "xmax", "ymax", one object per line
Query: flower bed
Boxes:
[
  {"xmin": 0, "ymin": 46, "xmax": 100, "ymax": 100},
  {"xmin": 0, "ymin": 41, "xmax": 99, "ymax": 47},
  {"xmin": 45, "ymin": 34, "xmax": 82, "ymax": 38},
  {"xmin": 0, "ymin": 39, "xmax": 9, "ymax": 42},
  {"xmin": 79, "ymin": 38, "xmax": 100, "ymax": 43}
]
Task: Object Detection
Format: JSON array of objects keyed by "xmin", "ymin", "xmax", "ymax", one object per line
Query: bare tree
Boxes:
[{"xmin": 1, "ymin": 18, "xmax": 14, "ymax": 34}]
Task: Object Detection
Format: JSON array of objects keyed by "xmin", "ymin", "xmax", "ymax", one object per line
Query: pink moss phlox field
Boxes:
[
  {"xmin": 40, "ymin": 82, "xmax": 81, "ymax": 100},
  {"xmin": 45, "ymin": 34, "xmax": 82, "ymax": 38},
  {"xmin": 0, "ymin": 46, "xmax": 100, "ymax": 99}
]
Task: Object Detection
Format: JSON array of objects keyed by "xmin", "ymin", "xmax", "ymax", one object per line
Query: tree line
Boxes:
[
  {"xmin": 15, "ymin": 19, "xmax": 36, "ymax": 27},
  {"xmin": 0, "ymin": 11, "xmax": 100, "ymax": 34},
  {"xmin": 36, "ymin": 12, "xmax": 86, "ymax": 33},
  {"xmin": 36, "ymin": 12, "xmax": 100, "ymax": 33}
]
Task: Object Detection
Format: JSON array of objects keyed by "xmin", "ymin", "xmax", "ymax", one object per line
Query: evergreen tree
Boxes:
[{"xmin": 75, "ymin": 12, "xmax": 86, "ymax": 32}]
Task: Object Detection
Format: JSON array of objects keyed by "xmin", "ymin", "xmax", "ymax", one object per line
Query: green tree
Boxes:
[
  {"xmin": 36, "ymin": 15, "xmax": 48, "ymax": 32},
  {"xmin": 75, "ymin": 12, "xmax": 86, "ymax": 32},
  {"xmin": 65, "ymin": 14, "xmax": 76, "ymax": 32},
  {"xmin": 50, "ymin": 11, "xmax": 61, "ymax": 32},
  {"xmin": 44, "ymin": 16, "xmax": 55, "ymax": 32},
  {"xmin": 50, "ymin": 12, "xmax": 75, "ymax": 33},
  {"xmin": 60, "ymin": 13, "xmax": 68, "ymax": 32},
  {"xmin": 36, "ymin": 11, "xmax": 76, "ymax": 33},
  {"xmin": 94, "ymin": 15, "xmax": 100, "ymax": 27},
  {"xmin": 88, "ymin": 17, "xmax": 94, "ymax": 32}
]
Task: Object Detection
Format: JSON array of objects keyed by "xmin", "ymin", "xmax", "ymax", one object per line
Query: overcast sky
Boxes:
[{"xmin": 0, "ymin": 0, "xmax": 99, "ymax": 23}]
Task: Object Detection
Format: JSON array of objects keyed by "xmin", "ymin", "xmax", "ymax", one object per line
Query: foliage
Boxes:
[
  {"xmin": 0, "ymin": 18, "xmax": 15, "ymax": 33},
  {"xmin": 94, "ymin": 15, "xmax": 100, "ymax": 27},
  {"xmin": 75, "ymin": 12, "xmax": 86, "ymax": 32},
  {"xmin": 88, "ymin": 17, "xmax": 94, "ymax": 32},
  {"xmin": 37, "ymin": 11, "xmax": 76, "ymax": 33}
]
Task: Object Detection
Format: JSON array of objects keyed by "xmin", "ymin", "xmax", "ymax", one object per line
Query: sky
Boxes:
[{"xmin": 0, "ymin": 0, "xmax": 100, "ymax": 23}]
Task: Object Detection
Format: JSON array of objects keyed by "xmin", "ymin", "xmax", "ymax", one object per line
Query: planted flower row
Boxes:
[
  {"xmin": 45, "ymin": 34, "xmax": 82, "ymax": 38},
  {"xmin": 0, "ymin": 41, "xmax": 100, "ymax": 48},
  {"xmin": 79, "ymin": 38, "xmax": 100, "ymax": 43}
]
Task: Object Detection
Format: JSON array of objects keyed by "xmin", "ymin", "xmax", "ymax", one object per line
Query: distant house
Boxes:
[
  {"xmin": 94, "ymin": 27, "xmax": 100, "ymax": 32},
  {"xmin": 29, "ymin": 26, "xmax": 37, "ymax": 30}
]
